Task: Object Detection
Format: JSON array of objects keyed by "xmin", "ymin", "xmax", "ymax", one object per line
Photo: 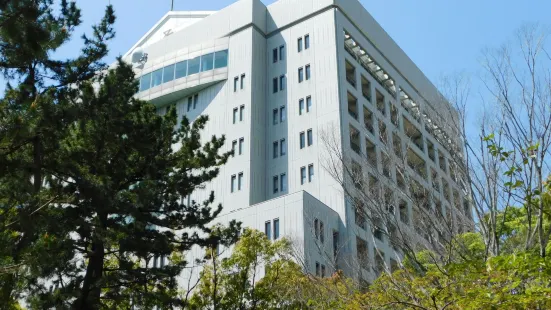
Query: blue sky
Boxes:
[
  {"xmin": 66, "ymin": 0, "xmax": 550, "ymax": 82},
  {"xmin": 45, "ymin": 0, "xmax": 551, "ymax": 120}
]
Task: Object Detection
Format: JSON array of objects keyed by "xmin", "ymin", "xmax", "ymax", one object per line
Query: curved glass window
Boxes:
[
  {"xmin": 175, "ymin": 60, "xmax": 187, "ymax": 79},
  {"xmin": 151, "ymin": 69, "xmax": 163, "ymax": 87},
  {"xmin": 140, "ymin": 73, "xmax": 151, "ymax": 92},
  {"xmin": 138, "ymin": 49, "xmax": 228, "ymax": 92},
  {"xmin": 187, "ymin": 56, "xmax": 201, "ymax": 75},
  {"xmin": 163, "ymin": 64, "xmax": 175, "ymax": 83},
  {"xmin": 201, "ymin": 53, "xmax": 214, "ymax": 72},
  {"xmin": 214, "ymin": 50, "xmax": 228, "ymax": 68}
]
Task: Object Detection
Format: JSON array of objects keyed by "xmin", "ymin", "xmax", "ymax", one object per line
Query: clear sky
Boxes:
[
  {"xmin": 66, "ymin": 0, "xmax": 550, "ymax": 81},
  {"xmin": 44, "ymin": 0, "xmax": 551, "ymax": 119}
]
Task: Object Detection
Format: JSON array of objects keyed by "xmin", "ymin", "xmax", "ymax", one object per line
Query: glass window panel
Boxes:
[
  {"xmin": 201, "ymin": 53, "xmax": 214, "ymax": 72},
  {"xmin": 140, "ymin": 73, "xmax": 151, "ymax": 91},
  {"xmin": 188, "ymin": 56, "xmax": 201, "ymax": 75},
  {"xmin": 175, "ymin": 60, "xmax": 187, "ymax": 79},
  {"xmin": 274, "ymin": 219, "xmax": 280, "ymax": 239},
  {"xmin": 163, "ymin": 64, "xmax": 175, "ymax": 83},
  {"xmin": 151, "ymin": 69, "xmax": 163, "ymax": 87},
  {"xmin": 214, "ymin": 50, "xmax": 228, "ymax": 69}
]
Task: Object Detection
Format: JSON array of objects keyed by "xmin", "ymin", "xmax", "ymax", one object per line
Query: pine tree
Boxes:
[{"xmin": 0, "ymin": 1, "xmax": 238, "ymax": 308}]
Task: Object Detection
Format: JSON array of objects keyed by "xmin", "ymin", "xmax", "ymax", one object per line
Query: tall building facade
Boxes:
[{"xmin": 124, "ymin": 0, "xmax": 472, "ymax": 285}]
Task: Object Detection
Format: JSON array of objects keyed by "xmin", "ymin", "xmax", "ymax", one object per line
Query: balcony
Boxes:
[{"xmin": 407, "ymin": 148, "xmax": 427, "ymax": 179}]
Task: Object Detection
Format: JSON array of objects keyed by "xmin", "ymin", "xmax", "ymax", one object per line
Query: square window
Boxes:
[
  {"xmin": 301, "ymin": 167, "xmax": 307, "ymax": 185},
  {"xmin": 280, "ymin": 106, "xmax": 286, "ymax": 122},
  {"xmin": 240, "ymin": 74, "xmax": 245, "ymax": 89},
  {"xmin": 238, "ymin": 173, "xmax": 243, "ymax": 190},
  {"xmin": 274, "ymin": 219, "xmax": 280, "ymax": 240},
  {"xmin": 273, "ymin": 78, "xmax": 278, "ymax": 93},
  {"xmin": 240, "ymin": 105, "xmax": 245, "ymax": 121},
  {"xmin": 279, "ymin": 45, "xmax": 285, "ymax": 61},
  {"xmin": 300, "ymin": 132, "xmax": 306, "ymax": 149},
  {"xmin": 298, "ymin": 67, "xmax": 304, "ymax": 83},
  {"xmin": 233, "ymin": 108, "xmax": 238, "ymax": 124},
  {"xmin": 273, "ymin": 48, "xmax": 278, "ymax": 63},
  {"xmin": 299, "ymin": 99, "xmax": 305, "ymax": 115},
  {"xmin": 280, "ymin": 173, "xmax": 287, "ymax": 192},
  {"xmin": 239, "ymin": 138, "xmax": 244, "ymax": 155},
  {"xmin": 280, "ymin": 75, "xmax": 286, "ymax": 91},
  {"xmin": 231, "ymin": 175, "xmax": 236, "ymax": 192},
  {"xmin": 305, "ymin": 64, "xmax": 311, "ymax": 80},
  {"xmin": 305, "ymin": 34, "xmax": 310, "ymax": 49},
  {"xmin": 273, "ymin": 141, "xmax": 279, "ymax": 159},
  {"xmin": 273, "ymin": 109, "xmax": 279, "ymax": 125},
  {"xmin": 298, "ymin": 37, "xmax": 303, "ymax": 52},
  {"xmin": 280, "ymin": 138, "xmax": 286, "ymax": 156},
  {"xmin": 265, "ymin": 221, "xmax": 272, "ymax": 240},
  {"xmin": 273, "ymin": 176, "xmax": 279, "ymax": 194},
  {"xmin": 306, "ymin": 96, "xmax": 312, "ymax": 112},
  {"xmin": 307, "ymin": 129, "xmax": 313, "ymax": 146},
  {"xmin": 308, "ymin": 164, "xmax": 314, "ymax": 182}
]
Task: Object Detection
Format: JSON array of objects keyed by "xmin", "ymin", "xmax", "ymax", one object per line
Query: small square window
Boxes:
[
  {"xmin": 274, "ymin": 219, "xmax": 280, "ymax": 240},
  {"xmin": 265, "ymin": 221, "xmax": 272, "ymax": 240},
  {"xmin": 273, "ymin": 78, "xmax": 278, "ymax": 93},
  {"xmin": 273, "ymin": 109, "xmax": 279, "ymax": 125},
  {"xmin": 280, "ymin": 138, "xmax": 286, "ymax": 156},
  {"xmin": 231, "ymin": 175, "xmax": 236, "ymax": 192},
  {"xmin": 280, "ymin": 173, "xmax": 287, "ymax": 192},
  {"xmin": 300, "ymin": 167, "xmax": 307, "ymax": 185},
  {"xmin": 273, "ymin": 176, "xmax": 279, "ymax": 194},
  {"xmin": 305, "ymin": 35, "xmax": 310, "ymax": 49},
  {"xmin": 233, "ymin": 108, "xmax": 238, "ymax": 124},
  {"xmin": 273, "ymin": 141, "xmax": 279, "ymax": 159},
  {"xmin": 273, "ymin": 48, "xmax": 278, "ymax": 63},
  {"xmin": 238, "ymin": 172, "xmax": 243, "ymax": 190}
]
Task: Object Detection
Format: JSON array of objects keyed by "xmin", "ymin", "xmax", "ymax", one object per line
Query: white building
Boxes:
[{"xmin": 124, "ymin": 0, "xmax": 472, "ymax": 284}]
